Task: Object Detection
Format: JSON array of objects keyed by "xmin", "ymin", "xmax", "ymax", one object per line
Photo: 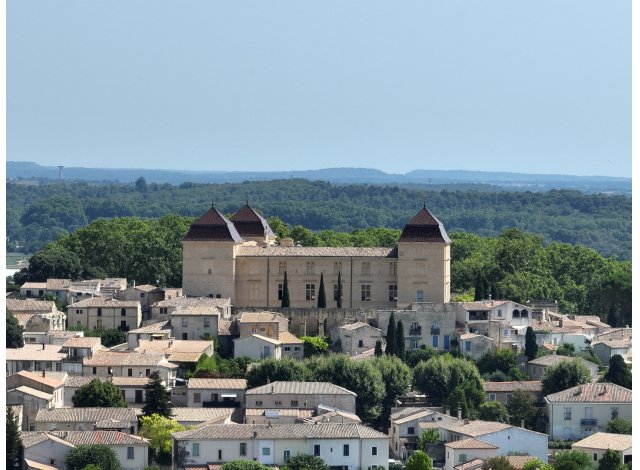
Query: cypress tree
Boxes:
[
  {"xmin": 6, "ymin": 406, "xmax": 23, "ymax": 470},
  {"xmin": 318, "ymin": 273, "xmax": 326, "ymax": 308},
  {"xmin": 385, "ymin": 312, "xmax": 396, "ymax": 356},
  {"xmin": 396, "ymin": 320, "xmax": 405, "ymax": 360},
  {"xmin": 490, "ymin": 284, "xmax": 499, "ymax": 301},
  {"xmin": 474, "ymin": 273, "xmax": 485, "ymax": 301},
  {"xmin": 483, "ymin": 277, "xmax": 491, "ymax": 301},
  {"xmin": 524, "ymin": 326, "xmax": 538, "ymax": 361},
  {"xmin": 142, "ymin": 371, "xmax": 174, "ymax": 418},
  {"xmin": 336, "ymin": 271, "xmax": 343, "ymax": 308},
  {"xmin": 374, "ymin": 340, "xmax": 383, "ymax": 357},
  {"xmin": 281, "ymin": 271, "xmax": 290, "ymax": 308}
]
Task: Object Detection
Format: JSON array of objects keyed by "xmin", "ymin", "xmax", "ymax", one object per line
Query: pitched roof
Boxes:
[
  {"xmin": 528, "ymin": 355, "xmax": 597, "ymax": 369},
  {"xmin": 394, "ymin": 409, "xmax": 439, "ymax": 424},
  {"xmin": 483, "ymin": 381, "xmax": 542, "ymax": 393},
  {"xmin": 592, "ymin": 340, "xmax": 632, "ymax": 349},
  {"xmin": 136, "ymin": 339, "xmax": 213, "ymax": 353},
  {"xmin": 47, "ymin": 430, "xmax": 148, "ymax": 446},
  {"xmin": 184, "ymin": 207, "xmax": 243, "ymax": 242},
  {"xmin": 234, "ymin": 334, "xmax": 282, "ymax": 345},
  {"xmin": 245, "ymin": 408, "xmax": 315, "ymax": 418},
  {"xmin": 459, "ymin": 333, "xmax": 493, "ymax": 342},
  {"xmin": 230, "ymin": 204, "xmax": 276, "ymax": 238},
  {"xmin": 46, "ymin": 279, "xmax": 71, "ymax": 291},
  {"xmin": 546, "ymin": 383, "xmax": 632, "ymax": 404},
  {"xmin": 454, "ymin": 459, "xmax": 485, "ymax": 470},
  {"xmin": 433, "ymin": 419, "xmax": 512, "ymax": 437},
  {"xmin": 62, "ymin": 337, "xmax": 102, "ymax": 348},
  {"xmin": 505, "ymin": 456, "xmax": 538, "ymax": 469},
  {"xmin": 20, "ymin": 282, "xmax": 47, "ymax": 289},
  {"xmin": 173, "ymin": 423, "xmax": 387, "ymax": 440},
  {"xmin": 67, "ymin": 297, "xmax": 140, "ymax": 308},
  {"xmin": 461, "ymin": 300, "xmax": 509, "ymax": 311},
  {"xmin": 64, "ymin": 376, "xmax": 108, "ymax": 388},
  {"xmin": 155, "ymin": 297, "xmax": 230, "ymax": 308},
  {"xmin": 339, "ymin": 322, "xmax": 380, "ymax": 331},
  {"xmin": 6, "ymin": 345, "xmax": 67, "ymax": 361},
  {"xmin": 399, "ymin": 206, "xmax": 451, "ymax": 243},
  {"xmin": 83, "ymin": 350, "xmax": 169, "ymax": 367},
  {"xmin": 6, "ymin": 299, "xmax": 56, "ymax": 312},
  {"xmin": 445, "ymin": 438, "xmax": 498, "ymax": 449},
  {"xmin": 128, "ymin": 320, "xmax": 171, "ymax": 334},
  {"xmin": 12, "ymin": 370, "xmax": 64, "ymax": 388},
  {"xmin": 237, "ymin": 246, "xmax": 396, "ymax": 258},
  {"xmin": 246, "ymin": 381, "xmax": 356, "ymax": 396},
  {"xmin": 168, "ymin": 352, "xmax": 205, "ymax": 362},
  {"xmin": 572, "ymin": 432, "xmax": 632, "ymax": 452},
  {"xmin": 111, "ymin": 377, "xmax": 152, "ymax": 386},
  {"xmin": 239, "ymin": 311, "xmax": 287, "ymax": 323},
  {"xmin": 9, "ymin": 386, "xmax": 54, "ymax": 401},
  {"xmin": 390, "ymin": 407, "xmax": 431, "ymax": 421},
  {"xmin": 130, "ymin": 284, "xmax": 162, "ymax": 293},
  {"xmin": 168, "ymin": 407, "xmax": 236, "ymax": 423},
  {"xmin": 35, "ymin": 407, "xmax": 137, "ymax": 423},
  {"xmin": 187, "ymin": 378, "xmax": 247, "ymax": 390},
  {"xmin": 278, "ymin": 331, "xmax": 303, "ymax": 344},
  {"xmin": 21, "ymin": 432, "xmax": 75, "ymax": 449}
]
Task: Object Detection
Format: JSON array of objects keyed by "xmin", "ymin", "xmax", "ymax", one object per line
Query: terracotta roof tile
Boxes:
[
  {"xmin": 67, "ymin": 297, "xmax": 140, "ymax": 308},
  {"xmin": 247, "ymin": 381, "xmax": 356, "ymax": 396},
  {"xmin": 62, "ymin": 337, "xmax": 102, "ymax": 348},
  {"xmin": 83, "ymin": 350, "xmax": 169, "ymax": 367},
  {"xmin": 35, "ymin": 407, "xmax": 137, "ymax": 423},
  {"xmin": 546, "ymin": 383, "xmax": 631, "ymax": 403},
  {"xmin": 445, "ymin": 438, "xmax": 498, "ymax": 449},
  {"xmin": 173, "ymin": 423, "xmax": 387, "ymax": 440},
  {"xmin": 399, "ymin": 207, "xmax": 451, "ymax": 243},
  {"xmin": 505, "ymin": 456, "xmax": 538, "ymax": 469},
  {"xmin": 187, "ymin": 378, "xmax": 247, "ymax": 390},
  {"xmin": 46, "ymin": 431, "xmax": 148, "ymax": 446},
  {"xmin": 171, "ymin": 407, "xmax": 236, "ymax": 423},
  {"xmin": 13, "ymin": 370, "xmax": 64, "ymax": 388},
  {"xmin": 6, "ymin": 299, "xmax": 56, "ymax": 312},
  {"xmin": 483, "ymin": 381, "xmax": 542, "ymax": 393},
  {"xmin": 572, "ymin": 432, "xmax": 632, "ymax": 452}
]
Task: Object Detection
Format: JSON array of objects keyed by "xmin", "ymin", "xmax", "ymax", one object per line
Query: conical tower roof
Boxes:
[
  {"xmin": 183, "ymin": 206, "xmax": 243, "ymax": 242},
  {"xmin": 231, "ymin": 203, "xmax": 276, "ymax": 238},
  {"xmin": 399, "ymin": 206, "xmax": 451, "ymax": 243}
]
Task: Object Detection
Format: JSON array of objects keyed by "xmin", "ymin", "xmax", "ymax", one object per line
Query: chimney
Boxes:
[
  {"xmin": 443, "ymin": 405, "xmax": 448, "ymax": 415},
  {"xmin": 42, "ymin": 343, "xmax": 45, "ymax": 350},
  {"xmin": 42, "ymin": 370, "xmax": 46, "ymax": 378},
  {"xmin": 457, "ymin": 403, "xmax": 462, "ymax": 419},
  {"xmin": 521, "ymin": 419, "xmax": 525, "ymax": 428}
]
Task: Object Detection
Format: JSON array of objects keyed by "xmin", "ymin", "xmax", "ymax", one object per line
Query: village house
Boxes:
[
  {"xmin": 389, "ymin": 407, "xmax": 459, "ymax": 460},
  {"xmin": 170, "ymin": 305, "xmax": 221, "ymax": 341},
  {"xmin": 483, "ymin": 381, "xmax": 542, "ymax": 405},
  {"xmin": 244, "ymin": 408, "xmax": 314, "ymax": 425},
  {"xmin": 60, "ymin": 336, "xmax": 105, "ymax": 375},
  {"xmin": 527, "ymin": 354, "xmax": 599, "ymax": 381},
  {"xmin": 171, "ymin": 423, "xmax": 389, "ymax": 470},
  {"xmin": 6, "ymin": 344, "xmax": 68, "ymax": 375},
  {"xmin": 593, "ymin": 328, "xmax": 632, "ymax": 342},
  {"xmin": 545, "ymin": 382, "xmax": 632, "ymax": 440},
  {"xmin": 444, "ymin": 438, "xmax": 498, "ymax": 470},
  {"xmin": 335, "ymin": 322, "xmax": 382, "ymax": 356},
  {"xmin": 66, "ymin": 297, "xmax": 142, "ymax": 331},
  {"xmin": 187, "ymin": 378, "xmax": 247, "ymax": 408},
  {"xmin": 571, "ymin": 432, "xmax": 632, "ymax": 466},
  {"xmin": 20, "ymin": 282, "xmax": 47, "ymax": 298},
  {"xmin": 28, "ymin": 278, "xmax": 128, "ymax": 305},
  {"xmin": 592, "ymin": 340, "xmax": 632, "ymax": 366},
  {"xmin": 34, "ymin": 407, "xmax": 140, "ymax": 433},
  {"xmin": 116, "ymin": 283, "xmax": 164, "ymax": 318},
  {"xmin": 172, "ymin": 407, "xmax": 237, "ymax": 427},
  {"xmin": 245, "ymin": 381, "xmax": 357, "ymax": 415},
  {"xmin": 126, "ymin": 320, "xmax": 172, "ymax": 349},
  {"xmin": 305, "ymin": 406, "xmax": 362, "ymax": 424},
  {"xmin": 23, "ymin": 329, "xmax": 83, "ymax": 346},
  {"xmin": 6, "ymin": 299, "xmax": 66, "ymax": 332},
  {"xmin": 182, "ymin": 204, "xmax": 451, "ymax": 308},
  {"xmin": 82, "ymin": 350, "xmax": 178, "ymax": 386},
  {"xmin": 22, "ymin": 431, "xmax": 149, "ymax": 470},
  {"xmin": 233, "ymin": 311, "xmax": 304, "ymax": 360},
  {"xmin": 62, "ymin": 375, "xmax": 152, "ymax": 406},
  {"xmin": 458, "ymin": 333, "xmax": 493, "ymax": 360},
  {"xmin": 7, "ymin": 371, "xmax": 65, "ymax": 431},
  {"xmin": 152, "ymin": 296, "xmax": 232, "ymax": 320}
]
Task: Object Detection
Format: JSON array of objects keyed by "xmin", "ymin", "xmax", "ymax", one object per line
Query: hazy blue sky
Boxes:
[{"xmin": 7, "ymin": 1, "xmax": 631, "ymax": 176}]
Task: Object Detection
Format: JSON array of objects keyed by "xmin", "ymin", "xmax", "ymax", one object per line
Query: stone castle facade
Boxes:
[{"xmin": 182, "ymin": 204, "xmax": 451, "ymax": 309}]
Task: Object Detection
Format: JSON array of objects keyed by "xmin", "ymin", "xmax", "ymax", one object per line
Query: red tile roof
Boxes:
[{"xmin": 546, "ymin": 383, "xmax": 631, "ymax": 403}]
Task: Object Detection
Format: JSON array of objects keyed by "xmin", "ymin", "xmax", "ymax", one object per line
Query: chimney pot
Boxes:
[
  {"xmin": 42, "ymin": 370, "xmax": 46, "ymax": 377},
  {"xmin": 521, "ymin": 419, "xmax": 525, "ymax": 428}
]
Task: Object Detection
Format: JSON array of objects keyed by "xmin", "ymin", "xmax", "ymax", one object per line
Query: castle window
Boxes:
[
  {"xmin": 416, "ymin": 263, "xmax": 426, "ymax": 276},
  {"xmin": 389, "ymin": 262, "xmax": 397, "ymax": 275},
  {"xmin": 279, "ymin": 262, "xmax": 287, "ymax": 274},
  {"xmin": 334, "ymin": 262, "xmax": 342, "ymax": 275},
  {"xmin": 333, "ymin": 284, "xmax": 342, "ymax": 301},
  {"xmin": 389, "ymin": 285, "xmax": 398, "ymax": 301},
  {"xmin": 248, "ymin": 281, "xmax": 260, "ymax": 301},
  {"xmin": 361, "ymin": 285, "xmax": 371, "ymax": 301},
  {"xmin": 306, "ymin": 284, "xmax": 316, "ymax": 301},
  {"xmin": 278, "ymin": 283, "xmax": 283, "ymax": 301},
  {"xmin": 306, "ymin": 262, "xmax": 315, "ymax": 275},
  {"xmin": 362, "ymin": 262, "xmax": 370, "ymax": 276},
  {"xmin": 208, "ymin": 268, "xmax": 212, "ymax": 275}
]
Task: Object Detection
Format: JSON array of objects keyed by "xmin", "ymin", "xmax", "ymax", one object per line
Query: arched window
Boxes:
[
  {"xmin": 521, "ymin": 309, "xmax": 529, "ymax": 318},
  {"xmin": 513, "ymin": 309, "xmax": 520, "ymax": 318}
]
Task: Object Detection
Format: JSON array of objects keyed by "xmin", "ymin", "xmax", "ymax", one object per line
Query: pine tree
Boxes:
[
  {"xmin": 374, "ymin": 340, "xmax": 383, "ymax": 357},
  {"xmin": 474, "ymin": 273, "xmax": 485, "ymax": 301},
  {"xmin": 336, "ymin": 271, "xmax": 343, "ymax": 308},
  {"xmin": 524, "ymin": 326, "xmax": 538, "ymax": 361},
  {"xmin": 396, "ymin": 320, "xmax": 405, "ymax": 360},
  {"xmin": 142, "ymin": 371, "xmax": 173, "ymax": 418},
  {"xmin": 385, "ymin": 312, "xmax": 396, "ymax": 356},
  {"xmin": 318, "ymin": 273, "xmax": 326, "ymax": 308},
  {"xmin": 6, "ymin": 407, "xmax": 23, "ymax": 470},
  {"xmin": 281, "ymin": 271, "xmax": 290, "ymax": 308},
  {"xmin": 603, "ymin": 355, "xmax": 632, "ymax": 389}
]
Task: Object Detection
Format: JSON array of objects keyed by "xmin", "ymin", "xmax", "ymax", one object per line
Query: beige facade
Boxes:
[
  {"xmin": 116, "ymin": 284, "xmax": 164, "ymax": 317},
  {"xmin": 187, "ymin": 378, "xmax": 247, "ymax": 408},
  {"xmin": 444, "ymin": 439, "xmax": 498, "ymax": 470},
  {"xmin": 182, "ymin": 205, "xmax": 451, "ymax": 308},
  {"xmin": 572, "ymin": 432, "xmax": 632, "ymax": 466},
  {"xmin": 171, "ymin": 310, "xmax": 220, "ymax": 340},
  {"xmin": 336, "ymin": 322, "xmax": 382, "ymax": 356},
  {"xmin": 246, "ymin": 381, "xmax": 357, "ymax": 414},
  {"xmin": 66, "ymin": 297, "xmax": 142, "ymax": 332}
]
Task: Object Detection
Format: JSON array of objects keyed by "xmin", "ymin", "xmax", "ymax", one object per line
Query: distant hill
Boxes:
[{"xmin": 6, "ymin": 161, "xmax": 631, "ymax": 195}]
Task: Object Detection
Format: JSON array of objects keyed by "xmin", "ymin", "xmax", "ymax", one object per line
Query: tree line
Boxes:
[{"xmin": 7, "ymin": 179, "xmax": 631, "ymax": 258}]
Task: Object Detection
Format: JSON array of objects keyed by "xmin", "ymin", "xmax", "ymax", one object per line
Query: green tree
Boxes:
[
  {"xmin": 245, "ymin": 358, "xmax": 310, "ymax": 388},
  {"xmin": 372, "ymin": 355, "xmax": 412, "ymax": 426},
  {"xmin": 405, "ymin": 450, "xmax": 433, "ymax": 470},
  {"xmin": 525, "ymin": 326, "xmax": 539, "ymax": 361},
  {"xmin": 336, "ymin": 271, "xmax": 343, "ymax": 308},
  {"xmin": 317, "ymin": 273, "xmax": 326, "ymax": 308},
  {"xmin": 22, "ymin": 245, "xmax": 84, "ymax": 281},
  {"xmin": 135, "ymin": 177, "xmax": 148, "ymax": 193},
  {"xmin": 478, "ymin": 401, "xmax": 510, "ymax": 423},
  {"xmin": 66, "ymin": 445, "xmax": 122, "ymax": 470},
  {"xmin": 482, "ymin": 456, "xmax": 516, "ymax": 470},
  {"xmin": 221, "ymin": 461, "xmax": 271, "ymax": 470},
  {"xmin": 281, "ymin": 271, "xmax": 290, "ymax": 308},
  {"xmin": 287, "ymin": 453, "xmax": 330, "ymax": 470},
  {"xmin": 598, "ymin": 449, "xmax": 625, "ymax": 470},
  {"xmin": 142, "ymin": 371, "xmax": 173, "ymax": 418},
  {"xmin": 552, "ymin": 450, "xmax": 595, "ymax": 470},
  {"xmin": 542, "ymin": 359, "xmax": 592, "ymax": 395},
  {"xmin": 474, "ymin": 272, "xmax": 486, "ymax": 301},
  {"xmin": 301, "ymin": 336, "xmax": 329, "ymax": 358},
  {"xmin": 6, "ymin": 407, "xmax": 23, "ymax": 470},
  {"xmin": 477, "ymin": 349, "xmax": 523, "ymax": 380},
  {"xmin": 385, "ymin": 312, "xmax": 396, "ymax": 356},
  {"xmin": 374, "ymin": 340, "xmax": 383, "ymax": 357},
  {"xmin": 602, "ymin": 355, "xmax": 632, "ymax": 389},
  {"xmin": 405, "ymin": 346, "xmax": 437, "ymax": 367},
  {"xmin": 72, "ymin": 379, "xmax": 127, "ymax": 408},
  {"xmin": 395, "ymin": 319, "xmax": 405, "ymax": 360},
  {"xmin": 604, "ymin": 418, "xmax": 631, "ymax": 434},
  {"xmin": 522, "ymin": 458, "xmax": 553, "ymax": 470},
  {"xmin": 506, "ymin": 390, "xmax": 538, "ymax": 427},
  {"xmin": 6, "ymin": 310, "xmax": 24, "ymax": 349},
  {"xmin": 556, "ymin": 343, "xmax": 576, "ymax": 357},
  {"xmin": 416, "ymin": 429, "xmax": 440, "ymax": 452},
  {"xmin": 139, "ymin": 414, "xmax": 186, "ymax": 465}
]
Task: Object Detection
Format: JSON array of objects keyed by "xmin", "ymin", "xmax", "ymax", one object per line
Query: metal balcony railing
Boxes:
[{"xmin": 580, "ymin": 419, "xmax": 597, "ymax": 426}]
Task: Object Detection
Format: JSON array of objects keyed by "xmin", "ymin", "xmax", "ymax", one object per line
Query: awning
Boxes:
[{"xmin": 221, "ymin": 393, "xmax": 237, "ymax": 398}]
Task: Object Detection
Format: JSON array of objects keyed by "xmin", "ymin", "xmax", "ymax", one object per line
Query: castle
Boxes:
[{"xmin": 182, "ymin": 204, "xmax": 451, "ymax": 309}]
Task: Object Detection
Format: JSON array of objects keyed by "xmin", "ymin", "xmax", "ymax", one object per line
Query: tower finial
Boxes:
[
  {"xmin": 423, "ymin": 201, "xmax": 426, "ymax": 209},
  {"xmin": 211, "ymin": 202, "xmax": 215, "ymax": 209},
  {"xmin": 246, "ymin": 199, "xmax": 249, "ymax": 206}
]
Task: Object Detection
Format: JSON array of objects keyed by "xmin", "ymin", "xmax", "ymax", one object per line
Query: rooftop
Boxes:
[
  {"xmin": 592, "ymin": 340, "xmax": 632, "ymax": 349},
  {"xmin": 23, "ymin": 430, "xmax": 148, "ymax": 447},
  {"xmin": 9, "ymin": 385, "xmax": 54, "ymax": 401},
  {"xmin": 183, "ymin": 207, "xmax": 243, "ymax": 242},
  {"xmin": 399, "ymin": 206, "xmax": 451, "ymax": 243},
  {"xmin": 237, "ymin": 246, "xmax": 396, "ymax": 258},
  {"xmin": 62, "ymin": 337, "xmax": 103, "ymax": 349},
  {"xmin": 572, "ymin": 432, "xmax": 633, "ymax": 452},
  {"xmin": 234, "ymin": 334, "xmax": 282, "ymax": 345},
  {"xmin": 173, "ymin": 423, "xmax": 387, "ymax": 440},
  {"xmin": 246, "ymin": 381, "xmax": 356, "ymax": 396},
  {"xmin": 7, "ymin": 299, "xmax": 56, "ymax": 312},
  {"xmin": 278, "ymin": 331, "xmax": 303, "ymax": 344},
  {"xmin": 546, "ymin": 383, "xmax": 632, "ymax": 404},
  {"xmin": 172, "ymin": 407, "xmax": 237, "ymax": 423},
  {"xmin": 154, "ymin": 296, "xmax": 230, "ymax": 308},
  {"xmin": 128, "ymin": 320, "xmax": 171, "ymax": 334},
  {"xmin": 187, "ymin": 378, "xmax": 247, "ymax": 390},
  {"xmin": 461, "ymin": 300, "xmax": 509, "ymax": 312},
  {"xmin": 231, "ymin": 204, "xmax": 276, "ymax": 239},
  {"xmin": 422, "ymin": 419, "xmax": 514, "ymax": 438},
  {"xmin": 6, "ymin": 344, "xmax": 67, "ymax": 361},
  {"xmin": 136, "ymin": 339, "xmax": 213, "ymax": 354},
  {"xmin": 11, "ymin": 370, "xmax": 64, "ymax": 388},
  {"xmin": 483, "ymin": 381, "xmax": 542, "ymax": 393},
  {"xmin": 20, "ymin": 282, "xmax": 47, "ymax": 289},
  {"xmin": 67, "ymin": 297, "xmax": 141, "ymax": 308},
  {"xmin": 339, "ymin": 322, "xmax": 380, "ymax": 331},
  {"xmin": 528, "ymin": 355, "xmax": 597, "ymax": 369},
  {"xmin": 35, "ymin": 407, "xmax": 138, "ymax": 423},
  {"xmin": 83, "ymin": 350, "xmax": 172, "ymax": 367},
  {"xmin": 239, "ymin": 311, "xmax": 288, "ymax": 323},
  {"xmin": 445, "ymin": 438, "xmax": 498, "ymax": 449}
]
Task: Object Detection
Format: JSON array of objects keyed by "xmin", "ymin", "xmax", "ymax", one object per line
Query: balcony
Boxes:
[
  {"xmin": 408, "ymin": 326, "xmax": 422, "ymax": 336},
  {"xmin": 580, "ymin": 419, "xmax": 597, "ymax": 426},
  {"xmin": 430, "ymin": 327, "xmax": 440, "ymax": 335}
]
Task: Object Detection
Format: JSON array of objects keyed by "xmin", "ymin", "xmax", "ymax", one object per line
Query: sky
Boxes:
[{"xmin": 7, "ymin": 1, "xmax": 631, "ymax": 177}]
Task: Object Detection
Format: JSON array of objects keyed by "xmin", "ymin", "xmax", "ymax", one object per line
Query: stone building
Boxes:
[{"xmin": 182, "ymin": 204, "xmax": 451, "ymax": 308}]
